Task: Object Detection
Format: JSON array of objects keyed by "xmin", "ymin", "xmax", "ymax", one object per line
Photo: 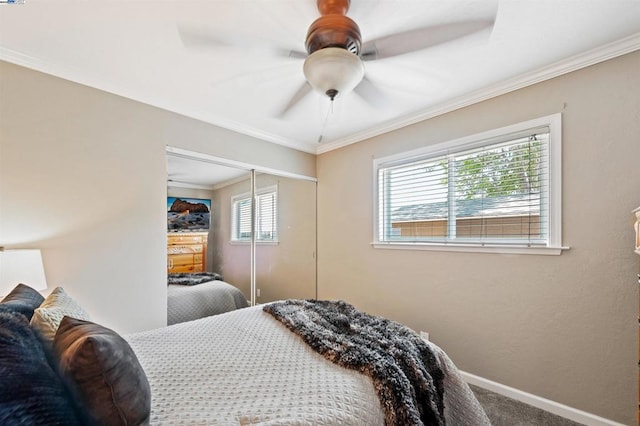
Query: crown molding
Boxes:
[
  {"xmin": 3, "ymin": 31, "xmax": 639, "ymax": 157},
  {"xmin": 166, "ymin": 146, "xmax": 317, "ymax": 183},
  {"xmin": 166, "ymin": 180, "xmax": 216, "ymax": 191},
  {"xmin": 0, "ymin": 47, "xmax": 318, "ymax": 155},
  {"xmin": 316, "ymin": 32, "xmax": 640, "ymax": 154}
]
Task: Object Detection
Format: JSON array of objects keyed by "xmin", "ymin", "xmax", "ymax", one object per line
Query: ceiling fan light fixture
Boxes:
[{"xmin": 303, "ymin": 47, "xmax": 364, "ymax": 100}]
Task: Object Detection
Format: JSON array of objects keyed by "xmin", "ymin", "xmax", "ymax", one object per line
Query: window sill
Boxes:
[
  {"xmin": 372, "ymin": 242, "xmax": 569, "ymax": 256},
  {"xmin": 230, "ymin": 240, "xmax": 279, "ymax": 246}
]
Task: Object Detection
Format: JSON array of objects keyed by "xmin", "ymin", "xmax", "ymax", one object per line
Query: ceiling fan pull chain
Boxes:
[{"xmin": 317, "ymin": 98, "xmax": 334, "ymax": 144}]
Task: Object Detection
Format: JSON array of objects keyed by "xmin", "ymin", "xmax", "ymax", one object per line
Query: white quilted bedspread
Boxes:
[
  {"xmin": 167, "ymin": 281, "xmax": 248, "ymax": 325},
  {"xmin": 125, "ymin": 305, "xmax": 490, "ymax": 426}
]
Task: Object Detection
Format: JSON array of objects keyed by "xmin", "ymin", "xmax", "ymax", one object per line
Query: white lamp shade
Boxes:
[
  {"xmin": 303, "ymin": 47, "xmax": 364, "ymax": 99},
  {"xmin": 0, "ymin": 249, "xmax": 48, "ymax": 295}
]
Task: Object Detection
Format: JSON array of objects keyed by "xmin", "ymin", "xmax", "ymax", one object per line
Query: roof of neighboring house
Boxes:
[{"xmin": 391, "ymin": 194, "xmax": 541, "ymax": 222}]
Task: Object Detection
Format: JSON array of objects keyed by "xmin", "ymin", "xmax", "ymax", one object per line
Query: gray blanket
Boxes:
[
  {"xmin": 167, "ymin": 272, "xmax": 223, "ymax": 286},
  {"xmin": 263, "ymin": 299, "xmax": 446, "ymax": 426}
]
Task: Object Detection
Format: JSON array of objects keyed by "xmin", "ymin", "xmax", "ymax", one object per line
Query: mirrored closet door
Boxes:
[
  {"xmin": 166, "ymin": 148, "xmax": 317, "ymax": 314},
  {"xmin": 254, "ymin": 172, "xmax": 317, "ymax": 303}
]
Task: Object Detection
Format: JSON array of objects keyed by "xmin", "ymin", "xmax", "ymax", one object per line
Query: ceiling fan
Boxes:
[{"xmin": 179, "ymin": 0, "xmax": 496, "ymax": 116}]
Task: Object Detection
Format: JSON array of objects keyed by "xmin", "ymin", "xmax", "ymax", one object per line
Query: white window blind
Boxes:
[
  {"xmin": 234, "ymin": 198, "xmax": 252, "ymax": 240},
  {"xmin": 255, "ymin": 190, "xmax": 277, "ymax": 241},
  {"xmin": 375, "ymin": 114, "xmax": 563, "ymax": 253},
  {"xmin": 231, "ymin": 186, "xmax": 278, "ymax": 242}
]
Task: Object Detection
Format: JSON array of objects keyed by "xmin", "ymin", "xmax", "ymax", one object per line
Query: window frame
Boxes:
[
  {"xmin": 372, "ymin": 113, "xmax": 567, "ymax": 255},
  {"xmin": 230, "ymin": 185, "xmax": 279, "ymax": 244}
]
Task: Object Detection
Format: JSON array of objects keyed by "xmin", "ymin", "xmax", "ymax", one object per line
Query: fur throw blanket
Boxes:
[
  {"xmin": 263, "ymin": 300, "xmax": 446, "ymax": 426},
  {"xmin": 167, "ymin": 272, "xmax": 223, "ymax": 286}
]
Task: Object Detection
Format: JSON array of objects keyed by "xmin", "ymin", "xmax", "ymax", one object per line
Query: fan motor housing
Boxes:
[
  {"xmin": 305, "ymin": 14, "xmax": 362, "ymax": 55},
  {"xmin": 317, "ymin": 0, "xmax": 350, "ymax": 16}
]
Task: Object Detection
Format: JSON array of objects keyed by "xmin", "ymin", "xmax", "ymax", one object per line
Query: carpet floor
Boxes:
[{"xmin": 470, "ymin": 385, "xmax": 584, "ymax": 426}]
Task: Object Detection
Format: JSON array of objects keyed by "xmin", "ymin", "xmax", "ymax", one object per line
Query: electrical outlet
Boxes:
[
  {"xmin": 257, "ymin": 288, "xmax": 261, "ymax": 298},
  {"xmin": 420, "ymin": 331, "xmax": 429, "ymax": 342}
]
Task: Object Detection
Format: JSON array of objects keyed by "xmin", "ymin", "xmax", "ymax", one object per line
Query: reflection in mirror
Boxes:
[
  {"xmin": 209, "ymin": 172, "xmax": 253, "ymax": 302},
  {"xmin": 166, "ymin": 154, "xmax": 251, "ymax": 325},
  {"xmin": 255, "ymin": 173, "xmax": 317, "ymax": 303},
  {"xmin": 166, "ymin": 149, "xmax": 317, "ymax": 325}
]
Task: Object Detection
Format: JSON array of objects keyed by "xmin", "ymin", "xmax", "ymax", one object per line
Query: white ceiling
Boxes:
[
  {"xmin": 1, "ymin": 0, "xmax": 640, "ymax": 155},
  {"xmin": 167, "ymin": 154, "xmax": 250, "ymax": 189}
]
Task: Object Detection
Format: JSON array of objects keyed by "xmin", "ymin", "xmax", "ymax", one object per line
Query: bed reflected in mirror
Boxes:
[
  {"xmin": 166, "ymin": 157, "xmax": 252, "ymax": 325},
  {"xmin": 166, "ymin": 149, "xmax": 317, "ymax": 325}
]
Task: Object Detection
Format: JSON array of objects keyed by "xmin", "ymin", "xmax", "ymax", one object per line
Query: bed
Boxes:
[
  {"xmin": 0, "ymin": 284, "xmax": 491, "ymax": 426},
  {"xmin": 167, "ymin": 272, "xmax": 249, "ymax": 325}
]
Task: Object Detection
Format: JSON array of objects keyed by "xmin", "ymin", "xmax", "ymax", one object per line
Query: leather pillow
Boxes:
[
  {"xmin": 0, "ymin": 283, "xmax": 45, "ymax": 320},
  {"xmin": 0, "ymin": 310, "xmax": 81, "ymax": 425},
  {"xmin": 53, "ymin": 316, "xmax": 151, "ymax": 426}
]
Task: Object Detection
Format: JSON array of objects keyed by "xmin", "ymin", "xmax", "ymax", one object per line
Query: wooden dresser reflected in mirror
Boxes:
[{"xmin": 167, "ymin": 232, "xmax": 208, "ymax": 274}]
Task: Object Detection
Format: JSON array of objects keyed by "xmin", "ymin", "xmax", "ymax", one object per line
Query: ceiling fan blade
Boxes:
[
  {"xmin": 211, "ymin": 63, "xmax": 298, "ymax": 92},
  {"xmin": 177, "ymin": 25, "xmax": 306, "ymax": 59},
  {"xmin": 276, "ymin": 82, "xmax": 313, "ymax": 118},
  {"xmin": 361, "ymin": 19, "xmax": 495, "ymax": 61},
  {"xmin": 287, "ymin": 50, "xmax": 309, "ymax": 60},
  {"xmin": 353, "ymin": 76, "xmax": 388, "ymax": 109}
]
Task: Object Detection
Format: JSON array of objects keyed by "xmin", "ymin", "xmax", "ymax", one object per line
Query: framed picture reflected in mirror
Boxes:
[{"xmin": 167, "ymin": 197, "xmax": 211, "ymax": 232}]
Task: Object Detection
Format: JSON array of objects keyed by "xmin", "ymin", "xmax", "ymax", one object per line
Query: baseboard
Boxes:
[{"xmin": 461, "ymin": 371, "xmax": 626, "ymax": 426}]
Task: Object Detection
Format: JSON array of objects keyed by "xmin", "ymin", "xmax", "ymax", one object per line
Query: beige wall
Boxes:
[
  {"xmin": 317, "ymin": 51, "xmax": 640, "ymax": 423},
  {"xmin": 210, "ymin": 177, "xmax": 252, "ymax": 298},
  {"xmin": 0, "ymin": 60, "xmax": 316, "ymax": 333}
]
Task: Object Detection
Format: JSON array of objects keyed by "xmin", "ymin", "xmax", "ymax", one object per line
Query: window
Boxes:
[
  {"xmin": 231, "ymin": 186, "xmax": 278, "ymax": 242},
  {"xmin": 374, "ymin": 114, "xmax": 564, "ymax": 254}
]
